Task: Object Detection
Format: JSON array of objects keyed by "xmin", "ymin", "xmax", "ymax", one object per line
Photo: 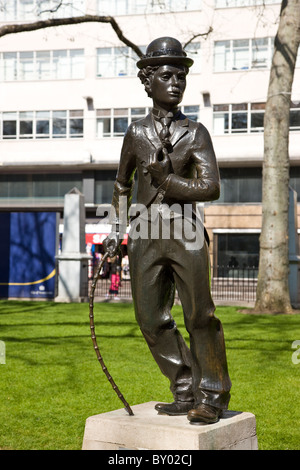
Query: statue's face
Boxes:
[{"xmin": 148, "ymin": 65, "xmax": 187, "ymax": 111}]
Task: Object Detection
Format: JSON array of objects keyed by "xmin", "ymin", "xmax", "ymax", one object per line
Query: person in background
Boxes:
[{"xmin": 107, "ymin": 263, "xmax": 121, "ymax": 300}]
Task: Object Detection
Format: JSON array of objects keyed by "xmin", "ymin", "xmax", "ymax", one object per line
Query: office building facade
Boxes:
[{"xmin": 0, "ymin": 0, "xmax": 299, "ymax": 271}]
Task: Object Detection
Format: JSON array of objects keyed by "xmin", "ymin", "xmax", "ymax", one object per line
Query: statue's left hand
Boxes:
[{"xmin": 147, "ymin": 147, "xmax": 172, "ymax": 187}]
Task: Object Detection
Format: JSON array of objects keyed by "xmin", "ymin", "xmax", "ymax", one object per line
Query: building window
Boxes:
[
  {"xmin": 32, "ymin": 173, "xmax": 83, "ymax": 199},
  {"xmin": 53, "ymin": 111, "xmax": 67, "ymax": 138},
  {"xmin": 96, "ymin": 108, "xmax": 147, "ymax": 137},
  {"xmin": 96, "ymin": 109, "xmax": 111, "ymax": 137},
  {"xmin": 215, "ymin": 232, "xmax": 260, "ymax": 277},
  {"xmin": 97, "ymin": 0, "xmax": 200, "ymax": 16},
  {"xmin": 0, "ymin": 173, "xmax": 83, "ymax": 200},
  {"xmin": 213, "ymin": 103, "xmax": 251, "ymax": 134},
  {"xmin": 215, "ymin": 0, "xmax": 280, "ymax": 8},
  {"xmin": 97, "ymin": 46, "xmax": 145, "ymax": 77},
  {"xmin": 231, "ymin": 103, "xmax": 248, "ymax": 132},
  {"xmin": 96, "ymin": 105, "xmax": 200, "ymax": 138},
  {"xmin": 2, "ymin": 53, "xmax": 17, "ymax": 80},
  {"xmin": 183, "ymin": 105, "xmax": 200, "ymax": 121},
  {"xmin": 69, "ymin": 110, "xmax": 84, "ymax": 137},
  {"xmin": 218, "ymin": 167, "xmax": 262, "ymax": 203},
  {"xmin": 0, "ymin": 0, "xmax": 85, "ymax": 22},
  {"xmin": 113, "ymin": 109, "xmax": 130, "ymax": 136},
  {"xmin": 289, "ymin": 167, "xmax": 300, "ymax": 202},
  {"xmin": 20, "ymin": 111, "xmax": 34, "ymax": 139},
  {"xmin": 290, "ymin": 101, "xmax": 300, "ymax": 129},
  {"xmin": 2, "ymin": 112, "xmax": 17, "ymax": 139},
  {"xmin": 250, "ymin": 102, "xmax": 265, "ymax": 132},
  {"xmin": 214, "ymin": 167, "xmax": 300, "ymax": 204},
  {"xmin": 232, "ymin": 39, "xmax": 249, "ymax": 70},
  {"xmin": 53, "ymin": 50, "xmax": 68, "ymax": 79},
  {"xmin": 36, "ymin": 51, "xmax": 51, "ymax": 79},
  {"xmin": 184, "ymin": 42, "xmax": 201, "ymax": 73},
  {"xmin": 252, "ymin": 38, "xmax": 270, "ymax": 69},
  {"xmin": 0, "ymin": 49, "xmax": 85, "ymax": 81},
  {"xmin": 213, "ymin": 102, "xmax": 300, "ymax": 134},
  {"xmin": 36, "ymin": 111, "xmax": 50, "ymax": 138},
  {"xmin": 214, "ymin": 37, "xmax": 274, "ymax": 72},
  {"xmin": 19, "ymin": 52, "xmax": 35, "ymax": 80},
  {"xmin": 95, "ymin": 170, "xmax": 117, "ymax": 204},
  {"xmin": 1, "ymin": 110, "xmax": 84, "ymax": 139},
  {"xmin": 96, "ymin": 43, "xmax": 200, "ymax": 77}
]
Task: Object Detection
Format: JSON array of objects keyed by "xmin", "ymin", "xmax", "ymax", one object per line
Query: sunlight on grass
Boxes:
[{"xmin": 0, "ymin": 300, "xmax": 300, "ymax": 450}]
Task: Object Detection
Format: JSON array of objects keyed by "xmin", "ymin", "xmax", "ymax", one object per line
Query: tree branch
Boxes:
[
  {"xmin": 0, "ymin": 14, "xmax": 144, "ymax": 58},
  {"xmin": 38, "ymin": 1, "xmax": 66, "ymax": 15},
  {"xmin": 183, "ymin": 27, "xmax": 213, "ymax": 49}
]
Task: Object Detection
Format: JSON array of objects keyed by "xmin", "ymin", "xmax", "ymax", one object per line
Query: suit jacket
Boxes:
[{"xmin": 110, "ymin": 111, "xmax": 220, "ymax": 227}]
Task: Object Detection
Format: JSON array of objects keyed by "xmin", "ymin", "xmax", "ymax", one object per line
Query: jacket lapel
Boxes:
[
  {"xmin": 142, "ymin": 114, "xmax": 161, "ymax": 149},
  {"xmin": 170, "ymin": 117, "xmax": 189, "ymax": 147}
]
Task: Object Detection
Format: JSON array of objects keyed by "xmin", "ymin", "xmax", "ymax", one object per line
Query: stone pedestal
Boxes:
[
  {"xmin": 82, "ymin": 402, "xmax": 258, "ymax": 450},
  {"xmin": 56, "ymin": 187, "xmax": 91, "ymax": 302}
]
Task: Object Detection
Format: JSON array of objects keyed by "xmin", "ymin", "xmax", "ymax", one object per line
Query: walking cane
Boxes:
[{"xmin": 89, "ymin": 251, "xmax": 134, "ymax": 416}]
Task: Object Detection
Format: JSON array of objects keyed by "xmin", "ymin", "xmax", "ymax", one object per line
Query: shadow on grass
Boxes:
[
  {"xmin": 0, "ymin": 300, "xmax": 60, "ymax": 314},
  {"xmin": 2, "ymin": 326, "xmax": 143, "ymax": 345}
]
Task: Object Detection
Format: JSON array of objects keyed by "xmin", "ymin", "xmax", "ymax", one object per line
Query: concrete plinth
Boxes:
[
  {"xmin": 82, "ymin": 402, "xmax": 258, "ymax": 450},
  {"xmin": 55, "ymin": 188, "xmax": 91, "ymax": 302}
]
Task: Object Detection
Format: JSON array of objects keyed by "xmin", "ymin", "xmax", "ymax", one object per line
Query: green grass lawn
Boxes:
[{"xmin": 0, "ymin": 300, "xmax": 300, "ymax": 450}]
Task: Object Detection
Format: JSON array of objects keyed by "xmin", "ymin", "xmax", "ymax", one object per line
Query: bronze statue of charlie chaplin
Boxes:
[{"xmin": 104, "ymin": 37, "xmax": 231, "ymax": 424}]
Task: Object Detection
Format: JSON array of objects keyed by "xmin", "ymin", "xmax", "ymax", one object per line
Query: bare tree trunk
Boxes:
[{"xmin": 254, "ymin": 0, "xmax": 300, "ymax": 313}]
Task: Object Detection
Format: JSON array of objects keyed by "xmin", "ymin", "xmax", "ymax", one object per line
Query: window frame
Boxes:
[
  {"xmin": 96, "ymin": 46, "xmax": 145, "ymax": 78},
  {"xmin": 214, "ymin": 37, "xmax": 274, "ymax": 72},
  {"xmin": 0, "ymin": 49, "xmax": 85, "ymax": 82},
  {"xmin": 213, "ymin": 101, "xmax": 300, "ymax": 134},
  {"xmin": 0, "ymin": 0, "xmax": 85, "ymax": 22},
  {"xmin": 215, "ymin": 0, "xmax": 280, "ymax": 8},
  {"xmin": 97, "ymin": 0, "xmax": 200, "ymax": 16},
  {"xmin": 96, "ymin": 105, "xmax": 200, "ymax": 138},
  {"xmin": 0, "ymin": 110, "xmax": 84, "ymax": 140},
  {"xmin": 96, "ymin": 42, "xmax": 201, "ymax": 78}
]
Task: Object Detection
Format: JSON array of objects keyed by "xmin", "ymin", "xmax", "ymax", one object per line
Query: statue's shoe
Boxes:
[
  {"xmin": 155, "ymin": 401, "xmax": 194, "ymax": 416},
  {"xmin": 187, "ymin": 404, "xmax": 222, "ymax": 424}
]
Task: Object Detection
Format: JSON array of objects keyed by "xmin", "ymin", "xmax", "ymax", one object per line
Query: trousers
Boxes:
[{"xmin": 127, "ymin": 216, "xmax": 231, "ymax": 409}]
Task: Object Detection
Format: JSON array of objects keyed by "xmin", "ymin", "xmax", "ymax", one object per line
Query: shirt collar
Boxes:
[{"xmin": 151, "ymin": 107, "xmax": 180, "ymax": 121}]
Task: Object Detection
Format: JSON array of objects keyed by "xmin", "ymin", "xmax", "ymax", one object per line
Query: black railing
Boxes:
[
  {"xmin": 211, "ymin": 265, "xmax": 258, "ymax": 303},
  {"xmin": 87, "ymin": 278, "xmax": 132, "ymax": 300},
  {"xmin": 87, "ymin": 265, "xmax": 258, "ymax": 303}
]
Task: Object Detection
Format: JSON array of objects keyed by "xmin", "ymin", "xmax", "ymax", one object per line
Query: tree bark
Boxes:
[{"xmin": 254, "ymin": 0, "xmax": 300, "ymax": 313}]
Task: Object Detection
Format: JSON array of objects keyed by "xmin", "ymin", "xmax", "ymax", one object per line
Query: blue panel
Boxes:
[
  {"xmin": 0, "ymin": 212, "xmax": 57, "ymax": 299},
  {"xmin": 0, "ymin": 213, "xmax": 11, "ymax": 298}
]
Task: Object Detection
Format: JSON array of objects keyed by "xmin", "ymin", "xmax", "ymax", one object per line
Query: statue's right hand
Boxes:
[
  {"xmin": 103, "ymin": 232, "xmax": 121, "ymax": 258},
  {"xmin": 147, "ymin": 147, "xmax": 172, "ymax": 187}
]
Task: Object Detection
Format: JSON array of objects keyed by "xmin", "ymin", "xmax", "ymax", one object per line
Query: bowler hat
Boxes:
[{"xmin": 137, "ymin": 37, "xmax": 194, "ymax": 69}]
